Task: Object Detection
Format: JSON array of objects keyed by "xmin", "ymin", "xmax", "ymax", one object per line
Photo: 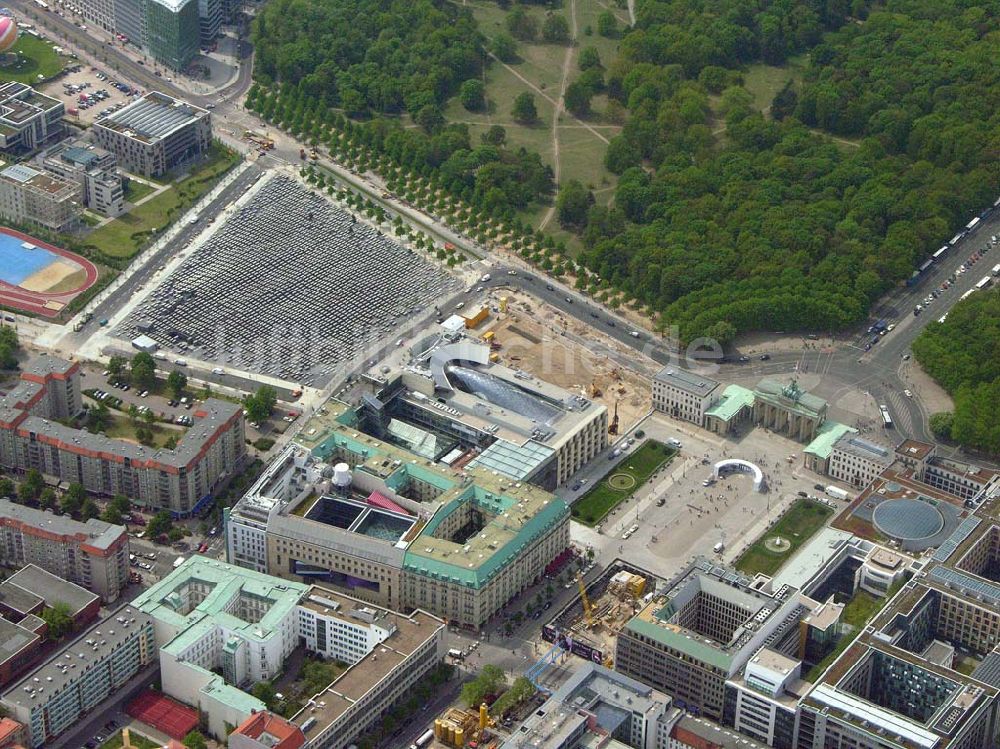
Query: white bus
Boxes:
[
  {"xmin": 879, "ymin": 405, "xmax": 893, "ymax": 430},
  {"xmin": 960, "ymin": 289, "xmax": 977, "ymax": 301},
  {"xmin": 975, "ymin": 276, "xmax": 993, "ymax": 290},
  {"xmin": 992, "ymin": 263, "xmax": 1000, "ymax": 277}
]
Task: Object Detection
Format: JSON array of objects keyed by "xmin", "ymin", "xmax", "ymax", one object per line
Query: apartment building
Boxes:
[
  {"xmin": 0, "ymin": 605, "xmax": 157, "ymax": 749},
  {"xmin": 652, "ymin": 368, "xmax": 720, "ymax": 427},
  {"xmin": 134, "ymin": 556, "xmax": 445, "ymax": 744},
  {"xmin": 290, "ymin": 603, "xmax": 445, "ymax": 749},
  {"xmin": 0, "ymin": 83, "xmax": 64, "ymax": 155},
  {"xmin": 0, "ymin": 501, "xmax": 128, "ymax": 602},
  {"xmin": 0, "ymin": 163, "xmax": 83, "ymax": 231},
  {"xmin": 1, "ymin": 355, "xmax": 246, "ymax": 518},
  {"xmin": 93, "ymin": 91, "xmax": 211, "ymax": 177},
  {"xmin": 43, "ymin": 141, "xmax": 125, "ymax": 218}
]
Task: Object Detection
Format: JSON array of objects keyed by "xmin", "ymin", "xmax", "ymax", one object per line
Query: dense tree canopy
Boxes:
[
  {"xmin": 253, "ymin": 0, "xmax": 483, "ymax": 116},
  {"xmin": 912, "ymin": 288, "xmax": 1000, "ymax": 455},
  {"xmin": 578, "ymin": 0, "xmax": 1000, "ymax": 340}
]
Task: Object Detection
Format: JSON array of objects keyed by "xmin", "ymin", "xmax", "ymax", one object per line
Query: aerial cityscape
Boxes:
[{"xmin": 0, "ymin": 1, "xmax": 998, "ymax": 749}]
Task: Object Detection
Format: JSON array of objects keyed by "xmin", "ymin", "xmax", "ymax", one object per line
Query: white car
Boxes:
[
  {"xmin": 904, "ymin": 389, "xmax": 913, "ymax": 398},
  {"xmin": 212, "ymin": 367, "xmax": 225, "ymax": 375}
]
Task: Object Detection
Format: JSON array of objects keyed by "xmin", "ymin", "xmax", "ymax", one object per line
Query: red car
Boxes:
[{"xmin": 198, "ymin": 542, "xmax": 209, "ymax": 553}]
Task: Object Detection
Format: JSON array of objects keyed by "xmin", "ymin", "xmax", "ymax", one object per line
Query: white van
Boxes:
[
  {"xmin": 668, "ymin": 438, "xmax": 682, "ymax": 448},
  {"xmin": 629, "ymin": 330, "xmax": 640, "ymax": 338},
  {"xmin": 713, "ymin": 542, "xmax": 725, "ymax": 554}
]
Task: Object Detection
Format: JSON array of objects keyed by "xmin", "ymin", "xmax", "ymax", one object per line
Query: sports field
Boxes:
[
  {"xmin": 0, "ymin": 227, "xmax": 98, "ymax": 316},
  {"xmin": 571, "ymin": 440, "xmax": 675, "ymax": 526}
]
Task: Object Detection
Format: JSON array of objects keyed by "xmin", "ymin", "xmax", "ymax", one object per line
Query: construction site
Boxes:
[
  {"xmin": 530, "ymin": 561, "xmax": 668, "ymax": 687},
  {"xmin": 468, "ymin": 287, "xmax": 652, "ymax": 439}
]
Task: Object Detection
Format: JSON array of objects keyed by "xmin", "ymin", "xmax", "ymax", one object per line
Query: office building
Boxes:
[
  {"xmin": 0, "ymin": 83, "xmax": 63, "ymax": 155},
  {"xmin": 357, "ymin": 341, "xmax": 608, "ymax": 489},
  {"xmin": 43, "ymin": 141, "xmax": 125, "ymax": 218},
  {"xmin": 198, "ymin": 0, "xmax": 222, "ymax": 43},
  {"xmin": 827, "ymin": 433, "xmax": 894, "ymax": 489},
  {"xmin": 228, "ymin": 410, "xmax": 571, "ymax": 629},
  {"xmin": 0, "ymin": 502, "xmax": 128, "ymax": 603},
  {"xmin": 723, "ymin": 648, "xmax": 806, "ymax": 749},
  {"xmin": 615, "ymin": 560, "xmax": 806, "ymax": 721},
  {"xmin": 501, "ymin": 663, "xmax": 682, "ymax": 749},
  {"xmin": 1, "ymin": 355, "xmax": 246, "ymax": 518},
  {"xmin": 0, "ymin": 605, "xmax": 157, "ymax": 749},
  {"xmin": 93, "ymin": 91, "xmax": 211, "ymax": 177},
  {"xmin": 97, "ymin": 0, "xmax": 200, "ymax": 70},
  {"xmin": 0, "ymin": 163, "xmax": 82, "ymax": 231},
  {"xmin": 652, "ymin": 368, "xmax": 720, "ymax": 427}
]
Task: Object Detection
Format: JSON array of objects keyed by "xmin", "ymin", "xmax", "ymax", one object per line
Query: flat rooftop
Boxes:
[
  {"xmin": 832, "ymin": 433, "xmax": 893, "ymax": 465},
  {"xmin": 4, "ymin": 565, "xmax": 99, "ymax": 615},
  {"xmin": 896, "ymin": 440, "xmax": 936, "ymax": 461},
  {"xmin": 625, "ymin": 559, "xmax": 795, "ymax": 671},
  {"xmin": 0, "ymin": 499, "xmax": 124, "ymax": 551},
  {"xmin": 96, "ymin": 91, "xmax": 207, "ymax": 143},
  {"xmin": 653, "ymin": 366, "xmax": 719, "ymax": 397},
  {"xmin": 0, "ymin": 604, "xmax": 152, "ymax": 710},
  {"xmin": 291, "ymin": 606, "xmax": 443, "ymax": 739},
  {"xmin": 0, "ymin": 617, "xmax": 40, "ymax": 667}
]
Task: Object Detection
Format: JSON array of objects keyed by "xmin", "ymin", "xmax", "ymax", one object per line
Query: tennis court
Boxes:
[{"xmin": 126, "ymin": 690, "xmax": 199, "ymax": 740}]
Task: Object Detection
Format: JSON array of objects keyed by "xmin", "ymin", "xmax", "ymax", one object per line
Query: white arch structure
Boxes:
[{"xmin": 713, "ymin": 459, "xmax": 764, "ymax": 492}]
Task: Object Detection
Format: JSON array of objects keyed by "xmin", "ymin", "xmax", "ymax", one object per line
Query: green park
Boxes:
[
  {"xmin": 735, "ymin": 498, "xmax": 834, "ymax": 577},
  {"xmin": 571, "ymin": 440, "xmax": 676, "ymax": 526}
]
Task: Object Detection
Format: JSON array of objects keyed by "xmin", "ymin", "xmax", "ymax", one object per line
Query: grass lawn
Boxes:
[
  {"xmin": 0, "ymin": 34, "xmax": 64, "ymax": 84},
  {"xmin": 571, "ymin": 440, "xmax": 676, "ymax": 526},
  {"xmin": 841, "ymin": 590, "xmax": 881, "ymax": 629},
  {"xmin": 103, "ymin": 412, "xmax": 186, "ymax": 449},
  {"xmin": 462, "ymin": 0, "xmax": 620, "ymax": 231},
  {"xmin": 735, "ymin": 498, "xmax": 833, "ymax": 577},
  {"xmin": 98, "ymin": 730, "xmax": 160, "ymax": 749},
  {"xmin": 84, "ymin": 145, "xmax": 240, "ymax": 259},
  {"xmin": 742, "ymin": 55, "xmax": 807, "ymax": 113},
  {"xmin": 124, "ymin": 179, "xmax": 156, "ymax": 203}
]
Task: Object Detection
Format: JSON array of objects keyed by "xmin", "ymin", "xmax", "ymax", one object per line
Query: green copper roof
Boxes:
[
  {"xmin": 404, "ymin": 487, "xmax": 568, "ymax": 588},
  {"xmin": 705, "ymin": 384, "xmax": 756, "ymax": 422},
  {"xmin": 803, "ymin": 421, "xmax": 857, "ymax": 460},
  {"xmin": 132, "ymin": 556, "xmax": 308, "ymax": 654},
  {"xmin": 626, "ymin": 615, "xmax": 733, "ymax": 671}
]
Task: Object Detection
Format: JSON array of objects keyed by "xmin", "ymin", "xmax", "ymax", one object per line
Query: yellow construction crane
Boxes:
[{"xmin": 577, "ymin": 572, "xmax": 594, "ymax": 627}]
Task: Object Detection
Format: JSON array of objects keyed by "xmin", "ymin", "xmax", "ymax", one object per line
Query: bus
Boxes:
[
  {"xmin": 975, "ymin": 276, "xmax": 993, "ymax": 290},
  {"xmin": 409, "ymin": 729, "xmax": 434, "ymax": 749},
  {"xmin": 966, "ymin": 216, "xmax": 981, "ymax": 231},
  {"xmin": 879, "ymin": 405, "xmax": 893, "ymax": 429},
  {"xmin": 960, "ymin": 289, "xmax": 977, "ymax": 301},
  {"xmin": 932, "ymin": 246, "xmax": 949, "ymax": 261}
]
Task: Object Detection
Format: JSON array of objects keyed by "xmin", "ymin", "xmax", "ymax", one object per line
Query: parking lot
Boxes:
[{"xmin": 42, "ymin": 65, "xmax": 141, "ymax": 125}]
